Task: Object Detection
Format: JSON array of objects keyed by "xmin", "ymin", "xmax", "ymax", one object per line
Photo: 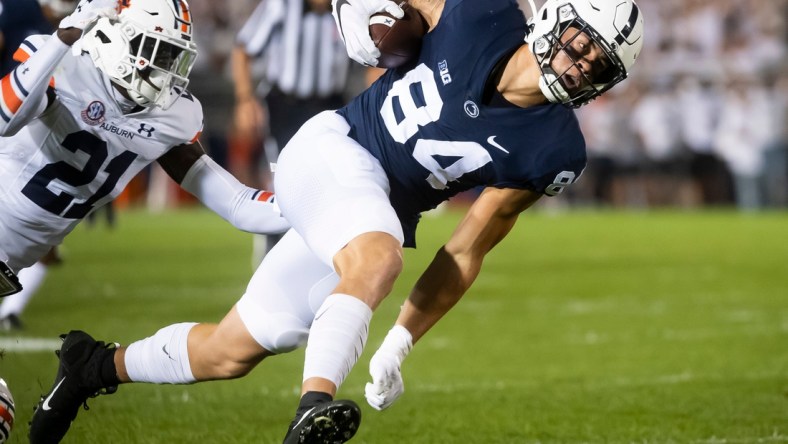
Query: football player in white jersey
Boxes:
[
  {"xmin": 0, "ymin": 0, "xmax": 289, "ymax": 301},
  {"xmin": 30, "ymin": 0, "xmax": 644, "ymax": 443}
]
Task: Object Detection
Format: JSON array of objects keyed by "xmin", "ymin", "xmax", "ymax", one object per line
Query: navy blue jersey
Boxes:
[{"xmin": 338, "ymin": 0, "xmax": 586, "ymax": 246}]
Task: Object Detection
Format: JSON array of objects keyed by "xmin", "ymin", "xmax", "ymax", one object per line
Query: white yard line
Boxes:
[{"xmin": 0, "ymin": 337, "xmax": 62, "ymax": 352}]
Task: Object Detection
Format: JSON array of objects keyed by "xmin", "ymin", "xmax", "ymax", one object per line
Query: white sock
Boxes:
[
  {"xmin": 0, "ymin": 262, "xmax": 47, "ymax": 318},
  {"xmin": 124, "ymin": 322, "xmax": 197, "ymax": 384},
  {"xmin": 303, "ymin": 294, "xmax": 373, "ymax": 388}
]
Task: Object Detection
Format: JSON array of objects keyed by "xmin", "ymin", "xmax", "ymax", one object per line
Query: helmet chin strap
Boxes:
[
  {"xmin": 126, "ymin": 68, "xmax": 171, "ymax": 109},
  {"xmin": 538, "ymin": 72, "xmax": 571, "ymax": 104},
  {"xmin": 107, "ymin": 79, "xmax": 149, "ymax": 113}
]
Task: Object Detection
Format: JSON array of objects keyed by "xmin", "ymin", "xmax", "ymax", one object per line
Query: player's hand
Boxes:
[
  {"xmin": 365, "ymin": 350, "xmax": 405, "ymax": 410},
  {"xmin": 59, "ymin": 0, "xmax": 120, "ymax": 31},
  {"xmin": 364, "ymin": 325, "xmax": 412, "ymax": 410},
  {"xmin": 331, "ymin": 0, "xmax": 404, "ymax": 66}
]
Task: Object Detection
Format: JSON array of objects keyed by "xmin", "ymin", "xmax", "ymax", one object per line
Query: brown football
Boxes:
[{"xmin": 369, "ymin": 2, "xmax": 428, "ymax": 69}]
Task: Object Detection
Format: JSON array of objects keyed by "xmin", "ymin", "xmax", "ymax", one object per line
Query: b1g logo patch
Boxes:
[{"xmin": 81, "ymin": 101, "xmax": 106, "ymax": 126}]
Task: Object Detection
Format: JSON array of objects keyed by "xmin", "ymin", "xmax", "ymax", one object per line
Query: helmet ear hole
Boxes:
[{"xmin": 95, "ymin": 30, "xmax": 112, "ymax": 44}]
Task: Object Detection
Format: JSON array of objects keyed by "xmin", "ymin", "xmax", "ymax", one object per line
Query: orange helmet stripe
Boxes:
[
  {"xmin": 0, "ymin": 405, "xmax": 14, "ymax": 428},
  {"xmin": 178, "ymin": 0, "xmax": 191, "ymax": 32}
]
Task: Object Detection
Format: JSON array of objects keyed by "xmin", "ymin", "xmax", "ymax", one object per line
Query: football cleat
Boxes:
[
  {"xmin": 283, "ymin": 400, "xmax": 362, "ymax": 444},
  {"xmin": 29, "ymin": 331, "xmax": 118, "ymax": 444}
]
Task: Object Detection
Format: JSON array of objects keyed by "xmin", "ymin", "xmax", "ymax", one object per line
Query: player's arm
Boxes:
[
  {"xmin": 157, "ymin": 142, "xmax": 290, "ymax": 234},
  {"xmin": 365, "ymin": 186, "xmax": 542, "ymax": 410},
  {"xmin": 402, "ymin": 187, "xmax": 541, "ymax": 341},
  {"xmin": 0, "ymin": 29, "xmax": 75, "ymax": 137},
  {"xmin": 0, "ymin": 1, "xmax": 117, "ymax": 137}
]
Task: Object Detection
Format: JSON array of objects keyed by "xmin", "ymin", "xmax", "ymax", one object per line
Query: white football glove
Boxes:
[
  {"xmin": 331, "ymin": 0, "xmax": 404, "ymax": 66},
  {"xmin": 364, "ymin": 325, "xmax": 413, "ymax": 410},
  {"xmin": 59, "ymin": 0, "xmax": 120, "ymax": 31}
]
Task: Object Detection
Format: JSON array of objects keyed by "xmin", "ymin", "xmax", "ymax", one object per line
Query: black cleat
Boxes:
[
  {"xmin": 29, "ymin": 330, "xmax": 118, "ymax": 444},
  {"xmin": 283, "ymin": 400, "xmax": 362, "ymax": 444}
]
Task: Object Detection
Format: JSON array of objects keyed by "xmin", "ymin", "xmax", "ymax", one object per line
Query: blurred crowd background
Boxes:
[
  {"xmin": 574, "ymin": 0, "xmax": 788, "ymax": 210},
  {"xmin": 3, "ymin": 0, "xmax": 787, "ymax": 211}
]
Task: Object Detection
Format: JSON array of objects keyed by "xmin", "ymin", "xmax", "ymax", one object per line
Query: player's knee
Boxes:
[
  {"xmin": 335, "ymin": 248, "xmax": 402, "ymax": 310},
  {"xmin": 202, "ymin": 357, "xmax": 256, "ymax": 380},
  {"xmin": 336, "ymin": 236, "xmax": 403, "ymax": 293},
  {"xmin": 237, "ymin": 308, "xmax": 310, "ymax": 356},
  {"xmin": 366, "ymin": 247, "xmax": 403, "ymax": 292}
]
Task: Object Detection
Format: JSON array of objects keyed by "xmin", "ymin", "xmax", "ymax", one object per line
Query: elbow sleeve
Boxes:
[{"xmin": 180, "ymin": 155, "xmax": 291, "ymax": 234}]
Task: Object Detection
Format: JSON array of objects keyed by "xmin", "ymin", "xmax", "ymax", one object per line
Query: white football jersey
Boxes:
[{"xmin": 0, "ymin": 34, "xmax": 203, "ymax": 270}]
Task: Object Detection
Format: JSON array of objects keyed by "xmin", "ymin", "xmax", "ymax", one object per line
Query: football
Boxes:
[
  {"xmin": 0, "ymin": 379, "xmax": 14, "ymax": 444},
  {"xmin": 369, "ymin": 2, "xmax": 428, "ymax": 68}
]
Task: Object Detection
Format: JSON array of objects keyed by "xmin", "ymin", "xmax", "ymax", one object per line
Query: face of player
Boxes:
[{"xmin": 549, "ymin": 27, "xmax": 611, "ymax": 95}]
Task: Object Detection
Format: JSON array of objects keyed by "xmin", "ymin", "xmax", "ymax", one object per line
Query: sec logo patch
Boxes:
[{"xmin": 80, "ymin": 101, "xmax": 106, "ymax": 126}]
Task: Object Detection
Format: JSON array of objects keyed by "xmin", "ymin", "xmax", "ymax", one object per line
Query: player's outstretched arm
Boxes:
[
  {"xmin": 0, "ymin": 31, "xmax": 73, "ymax": 137},
  {"xmin": 365, "ymin": 187, "xmax": 542, "ymax": 410},
  {"xmin": 0, "ymin": 0, "xmax": 119, "ymax": 137},
  {"xmin": 158, "ymin": 142, "xmax": 291, "ymax": 235}
]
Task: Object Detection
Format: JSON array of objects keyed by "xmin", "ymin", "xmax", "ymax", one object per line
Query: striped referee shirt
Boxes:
[{"xmin": 236, "ymin": 0, "xmax": 351, "ymax": 99}]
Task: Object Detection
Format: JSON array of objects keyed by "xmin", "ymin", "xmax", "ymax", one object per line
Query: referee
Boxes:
[{"xmin": 232, "ymin": 0, "xmax": 354, "ymax": 261}]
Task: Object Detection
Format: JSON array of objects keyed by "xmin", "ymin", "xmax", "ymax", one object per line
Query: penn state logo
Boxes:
[
  {"xmin": 80, "ymin": 101, "xmax": 106, "ymax": 126},
  {"xmin": 464, "ymin": 100, "xmax": 479, "ymax": 118}
]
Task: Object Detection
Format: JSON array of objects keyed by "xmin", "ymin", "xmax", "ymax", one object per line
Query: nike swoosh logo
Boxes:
[
  {"xmin": 42, "ymin": 377, "xmax": 66, "ymax": 411},
  {"xmin": 487, "ymin": 136, "xmax": 510, "ymax": 154},
  {"xmin": 292, "ymin": 406, "xmax": 317, "ymax": 430},
  {"xmin": 335, "ymin": 0, "xmax": 352, "ymax": 42},
  {"xmin": 162, "ymin": 344, "xmax": 176, "ymax": 361}
]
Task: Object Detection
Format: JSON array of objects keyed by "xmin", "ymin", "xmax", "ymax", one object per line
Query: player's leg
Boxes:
[
  {"xmin": 299, "ymin": 231, "xmax": 403, "ymax": 396},
  {"xmin": 274, "ymin": 111, "xmax": 405, "ymax": 443},
  {"xmin": 281, "ymin": 232, "xmax": 402, "ymax": 444},
  {"xmin": 121, "ymin": 227, "xmax": 332, "ymax": 384},
  {"xmin": 119, "ymin": 228, "xmax": 337, "ymax": 384},
  {"xmin": 0, "ymin": 247, "xmax": 61, "ymax": 331},
  {"xmin": 0, "ymin": 215, "xmax": 52, "ymax": 301},
  {"xmin": 29, "ymin": 229, "xmax": 333, "ymax": 443},
  {"xmin": 0, "ymin": 262, "xmax": 46, "ymax": 331}
]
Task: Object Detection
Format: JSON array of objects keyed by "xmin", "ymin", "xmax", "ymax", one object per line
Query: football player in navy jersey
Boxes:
[{"xmin": 30, "ymin": 0, "xmax": 644, "ymax": 443}]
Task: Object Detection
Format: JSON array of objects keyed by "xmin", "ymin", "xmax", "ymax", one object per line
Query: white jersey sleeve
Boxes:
[{"xmin": 0, "ymin": 34, "xmax": 68, "ymax": 137}]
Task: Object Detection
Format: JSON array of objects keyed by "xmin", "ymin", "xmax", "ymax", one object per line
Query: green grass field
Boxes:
[{"xmin": 1, "ymin": 207, "xmax": 786, "ymax": 443}]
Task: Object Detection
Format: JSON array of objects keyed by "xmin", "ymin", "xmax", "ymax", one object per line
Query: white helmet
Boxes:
[
  {"xmin": 80, "ymin": 0, "xmax": 198, "ymax": 110},
  {"xmin": 0, "ymin": 378, "xmax": 14, "ymax": 444},
  {"xmin": 525, "ymin": 0, "xmax": 644, "ymax": 107}
]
